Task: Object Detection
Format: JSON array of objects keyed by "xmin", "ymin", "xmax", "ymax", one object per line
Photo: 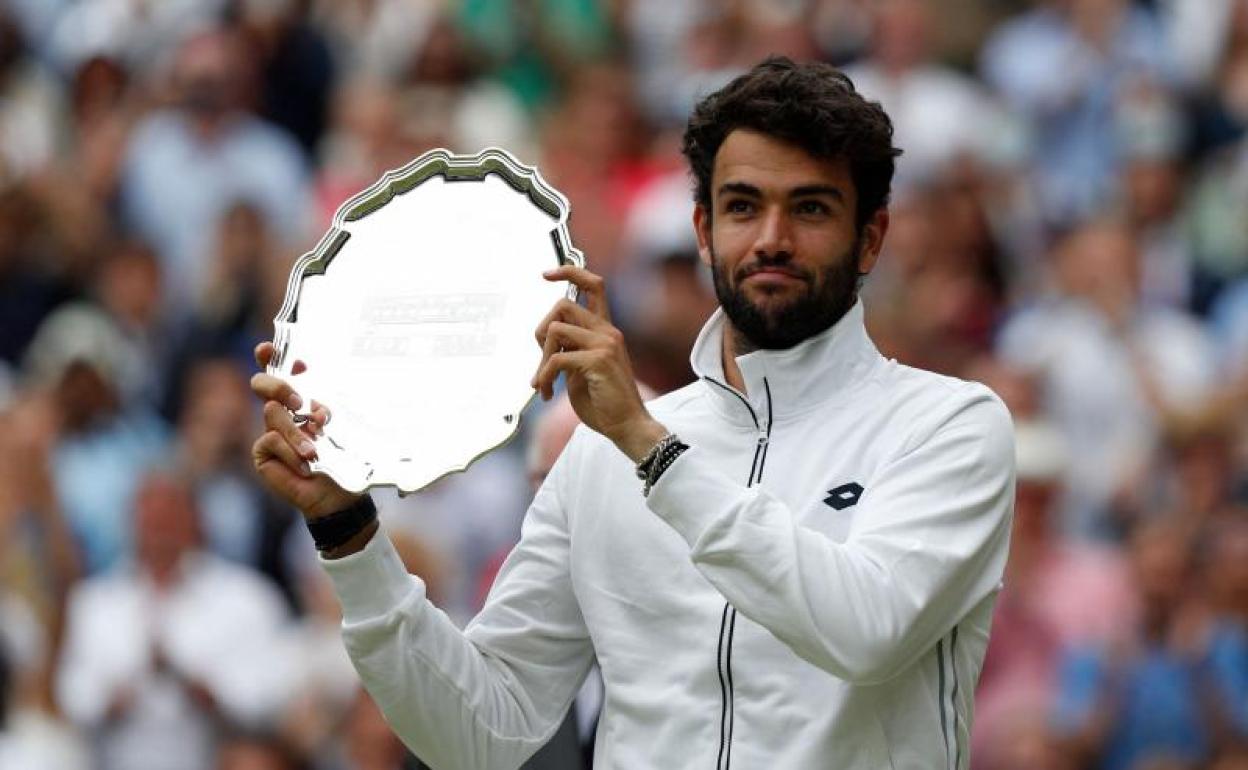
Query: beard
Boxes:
[{"xmin": 710, "ymin": 238, "xmax": 862, "ymax": 352}]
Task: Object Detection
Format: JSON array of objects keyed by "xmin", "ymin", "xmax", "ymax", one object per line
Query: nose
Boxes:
[{"xmin": 753, "ymin": 205, "xmax": 793, "ymax": 259}]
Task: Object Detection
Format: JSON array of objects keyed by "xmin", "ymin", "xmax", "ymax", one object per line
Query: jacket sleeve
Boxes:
[
  {"xmin": 320, "ymin": 439, "xmax": 594, "ymax": 770},
  {"xmin": 645, "ymin": 387, "xmax": 1015, "ymax": 685}
]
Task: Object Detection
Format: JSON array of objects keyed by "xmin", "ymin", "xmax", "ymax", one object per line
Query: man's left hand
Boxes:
[{"xmin": 533, "ymin": 265, "xmax": 668, "ymax": 462}]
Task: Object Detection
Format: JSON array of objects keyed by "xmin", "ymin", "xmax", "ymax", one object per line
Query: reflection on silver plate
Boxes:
[{"xmin": 269, "ymin": 148, "xmax": 583, "ymax": 493}]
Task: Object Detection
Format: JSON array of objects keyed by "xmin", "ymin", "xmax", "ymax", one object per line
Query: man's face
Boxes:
[
  {"xmin": 694, "ymin": 129, "xmax": 886, "ymax": 351},
  {"xmin": 134, "ymin": 476, "xmax": 199, "ymax": 586}
]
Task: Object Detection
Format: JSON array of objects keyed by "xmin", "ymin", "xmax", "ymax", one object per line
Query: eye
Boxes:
[
  {"xmin": 724, "ymin": 198, "xmax": 755, "ymax": 215},
  {"xmin": 794, "ymin": 199, "xmax": 831, "ymax": 217}
]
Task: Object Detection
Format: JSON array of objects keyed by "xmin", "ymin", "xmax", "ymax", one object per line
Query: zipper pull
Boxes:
[{"xmin": 757, "ymin": 434, "xmax": 768, "ymax": 447}]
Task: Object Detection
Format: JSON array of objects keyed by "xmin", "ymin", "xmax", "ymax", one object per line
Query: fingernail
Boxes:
[
  {"xmin": 286, "ymin": 393, "xmax": 303, "ymax": 411},
  {"xmin": 542, "ymin": 269, "xmax": 557, "ymax": 277},
  {"xmin": 299, "ymin": 439, "xmax": 316, "ymax": 457},
  {"xmin": 299, "ymin": 461, "xmax": 311, "ymax": 477}
]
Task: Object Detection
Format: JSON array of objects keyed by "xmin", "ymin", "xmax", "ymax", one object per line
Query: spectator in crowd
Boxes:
[
  {"xmin": 624, "ymin": 0, "xmax": 720, "ymax": 124},
  {"xmin": 1052, "ymin": 518, "xmax": 1248, "ymax": 770},
  {"xmin": 1115, "ymin": 89, "xmax": 1196, "ymax": 311},
  {"xmin": 0, "ymin": 10, "xmax": 63, "ymax": 183},
  {"xmin": 276, "ymin": 551, "xmax": 366, "ymax": 767},
  {"xmin": 42, "ymin": 0, "xmax": 226, "ymax": 77},
  {"xmin": 62, "ymin": 52, "xmax": 137, "ymax": 210},
  {"xmin": 0, "ymin": 378, "xmax": 84, "ymax": 770},
  {"xmin": 56, "ymin": 471, "xmax": 295, "ymax": 770},
  {"xmin": 313, "ymin": 77, "xmax": 414, "ymax": 227},
  {"xmin": 23, "ymin": 302, "xmax": 171, "ymax": 574},
  {"xmin": 615, "ymin": 171, "xmax": 718, "ymax": 392},
  {"xmin": 981, "ymin": 0, "xmax": 1173, "ymax": 223},
  {"xmin": 174, "ymin": 357, "xmax": 295, "ymax": 585},
  {"xmin": 236, "ymin": 0, "xmax": 336, "ymax": 161},
  {"xmin": 90, "ymin": 240, "xmax": 171, "ymax": 410},
  {"xmin": 1164, "ymin": 0, "xmax": 1248, "ymax": 152},
  {"xmin": 310, "ymin": 0, "xmax": 436, "ymax": 81},
  {"xmin": 865, "ymin": 171, "xmax": 1008, "ymax": 375},
  {"xmin": 539, "ymin": 61, "xmax": 657, "ymax": 279},
  {"xmin": 0, "ymin": 185, "xmax": 76, "ymax": 372},
  {"xmin": 978, "ymin": 714, "xmax": 1077, "ymax": 770},
  {"xmin": 215, "ymin": 730, "xmax": 297, "ymax": 770},
  {"xmin": 1201, "ymin": 517, "xmax": 1248, "ymax": 633},
  {"xmin": 398, "ymin": 12, "xmax": 534, "ymax": 161},
  {"xmin": 119, "ymin": 27, "xmax": 310, "ymax": 319},
  {"xmin": 0, "ymin": 591, "xmax": 87, "ymax": 770},
  {"xmin": 1145, "ymin": 422, "xmax": 1244, "ymax": 529},
  {"xmin": 453, "ymin": 0, "xmax": 616, "ymax": 113},
  {"xmin": 974, "ymin": 415, "xmax": 1135, "ymax": 768},
  {"xmin": 996, "ymin": 218, "xmax": 1217, "ymax": 539},
  {"xmin": 324, "ymin": 688, "xmax": 414, "ymax": 770},
  {"xmin": 844, "ymin": 0, "xmax": 997, "ymax": 190},
  {"xmin": 278, "ymin": 516, "xmax": 449, "ymax": 769},
  {"xmin": 0, "ymin": 386, "xmax": 79, "ymax": 642},
  {"xmin": 1185, "ymin": 133, "xmax": 1248, "ymax": 299},
  {"xmin": 184, "ymin": 202, "xmax": 284, "ymax": 371},
  {"xmin": 1212, "ymin": 269, "xmax": 1248, "ymax": 379}
]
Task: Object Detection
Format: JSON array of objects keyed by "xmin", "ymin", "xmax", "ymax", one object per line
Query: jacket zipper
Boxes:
[{"xmin": 704, "ymin": 376, "xmax": 773, "ymax": 770}]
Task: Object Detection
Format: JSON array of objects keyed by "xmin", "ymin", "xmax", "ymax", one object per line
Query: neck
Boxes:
[{"xmin": 720, "ymin": 321, "xmax": 752, "ymax": 393}]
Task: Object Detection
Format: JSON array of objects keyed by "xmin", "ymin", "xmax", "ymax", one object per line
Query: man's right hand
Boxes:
[{"xmin": 250, "ymin": 342, "xmax": 360, "ymax": 518}]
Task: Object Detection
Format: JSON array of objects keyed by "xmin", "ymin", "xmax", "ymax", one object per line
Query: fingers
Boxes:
[
  {"xmin": 543, "ymin": 265, "xmax": 609, "ymax": 320},
  {"xmin": 251, "ymin": 350, "xmax": 326, "ymax": 439},
  {"xmin": 263, "ymin": 401, "xmax": 318, "ymax": 462},
  {"xmin": 253, "ymin": 431, "xmax": 312, "ymax": 478},
  {"xmin": 254, "ymin": 341, "xmax": 274, "ymax": 369},
  {"xmin": 251, "ymin": 372, "xmax": 303, "ymax": 412},
  {"xmin": 254, "ymin": 342, "xmax": 306, "ymax": 375},
  {"xmin": 308, "ymin": 400, "xmax": 331, "ymax": 434},
  {"xmin": 534, "ymin": 298, "xmax": 606, "ymax": 349},
  {"xmin": 532, "ymin": 322, "xmax": 603, "ymax": 399},
  {"xmin": 532, "ymin": 350, "xmax": 604, "ymax": 399}
]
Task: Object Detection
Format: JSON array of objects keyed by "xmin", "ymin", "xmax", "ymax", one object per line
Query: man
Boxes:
[
  {"xmin": 995, "ymin": 218, "xmax": 1216, "ymax": 539},
  {"xmin": 251, "ymin": 57, "xmax": 1014, "ymax": 768},
  {"xmin": 56, "ymin": 471, "xmax": 294, "ymax": 770},
  {"xmin": 120, "ymin": 27, "xmax": 309, "ymax": 319}
]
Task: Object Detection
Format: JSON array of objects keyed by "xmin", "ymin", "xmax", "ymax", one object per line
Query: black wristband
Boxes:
[{"xmin": 307, "ymin": 495, "xmax": 377, "ymax": 553}]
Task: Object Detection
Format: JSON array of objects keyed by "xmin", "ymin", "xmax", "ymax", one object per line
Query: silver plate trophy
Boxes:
[{"xmin": 269, "ymin": 148, "xmax": 583, "ymax": 493}]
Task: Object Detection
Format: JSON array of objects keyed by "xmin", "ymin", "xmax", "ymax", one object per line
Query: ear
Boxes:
[
  {"xmin": 856, "ymin": 208, "xmax": 889, "ymax": 276},
  {"xmin": 693, "ymin": 204, "xmax": 713, "ymax": 267}
]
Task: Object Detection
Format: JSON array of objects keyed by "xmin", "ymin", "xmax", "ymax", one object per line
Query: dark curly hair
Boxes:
[{"xmin": 681, "ymin": 56, "xmax": 901, "ymax": 232}]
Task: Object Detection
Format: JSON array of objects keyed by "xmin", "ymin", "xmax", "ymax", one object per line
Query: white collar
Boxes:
[{"xmin": 689, "ymin": 300, "xmax": 883, "ymax": 427}]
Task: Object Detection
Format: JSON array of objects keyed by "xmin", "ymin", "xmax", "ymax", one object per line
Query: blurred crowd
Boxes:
[{"xmin": 0, "ymin": 0, "xmax": 1246, "ymax": 769}]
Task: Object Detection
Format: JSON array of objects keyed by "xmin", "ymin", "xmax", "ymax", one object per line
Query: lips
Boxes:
[{"xmin": 739, "ymin": 265, "xmax": 809, "ymax": 284}]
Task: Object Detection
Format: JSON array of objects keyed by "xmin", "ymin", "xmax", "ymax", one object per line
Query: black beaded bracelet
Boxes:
[
  {"xmin": 640, "ymin": 434, "xmax": 689, "ymax": 497},
  {"xmin": 307, "ymin": 495, "xmax": 377, "ymax": 553},
  {"xmin": 636, "ymin": 433, "xmax": 679, "ymax": 481}
]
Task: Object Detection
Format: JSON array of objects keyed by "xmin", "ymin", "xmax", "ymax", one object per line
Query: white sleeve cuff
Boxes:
[
  {"xmin": 319, "ymin": 527, "xmax": 425, "ymax": 625},
  {"xmin": 644, "ymin": 445, "xmax": 753, "ymax": 549}
]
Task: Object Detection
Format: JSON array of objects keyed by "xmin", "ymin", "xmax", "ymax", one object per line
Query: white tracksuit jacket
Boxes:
[{"xmin": 322, "ymin": 301, "xmax": 1016, "ymax": 769}]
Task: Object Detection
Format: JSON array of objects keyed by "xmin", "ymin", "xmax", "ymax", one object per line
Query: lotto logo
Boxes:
[{"xmin": 823, "ymin": 482, "xmax": 864, "ymax": 510}]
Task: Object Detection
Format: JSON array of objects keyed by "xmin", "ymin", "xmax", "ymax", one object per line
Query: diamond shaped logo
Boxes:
[{"xmin": 823, "ymin": 482, "xmax": 864, "ymax": 510}]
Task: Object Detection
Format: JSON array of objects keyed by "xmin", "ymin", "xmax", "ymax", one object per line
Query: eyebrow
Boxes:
[
  {"xmin": 790, "ymin": 184, "xmax": 846, "ymax": 204},
  {"xmin": 717, "ymin": 182, "xmax": 762, "ymax": 198},
  {"xmin": 716, "ymin": 182, "xmax": 847, "ymax": 204}
]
